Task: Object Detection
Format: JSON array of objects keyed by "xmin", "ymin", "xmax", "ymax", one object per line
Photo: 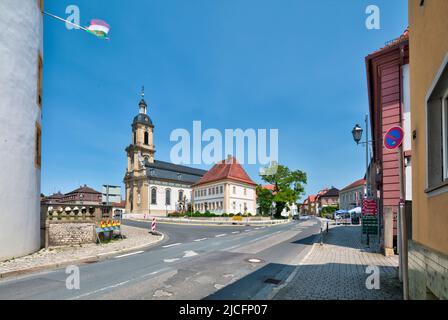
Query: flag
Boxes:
[{"xmin": 86, "ymin": 19, "xmax": 110, "ymax": 39}]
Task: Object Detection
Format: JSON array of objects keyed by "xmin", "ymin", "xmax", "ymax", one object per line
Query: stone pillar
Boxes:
[{"xmin": 384, "ymin": 206, "xmax": 395, "ymax": 256}]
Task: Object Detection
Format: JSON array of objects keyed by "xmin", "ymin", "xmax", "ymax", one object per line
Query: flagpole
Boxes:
[{"xmin": 43, "ymin": 11, "xmax": 110, "ymax": 40}]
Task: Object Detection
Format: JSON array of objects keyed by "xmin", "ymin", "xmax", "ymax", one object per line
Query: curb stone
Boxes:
[{"xmin": 0, "ymin": 233, "xmax": 165, "ymax": 280}]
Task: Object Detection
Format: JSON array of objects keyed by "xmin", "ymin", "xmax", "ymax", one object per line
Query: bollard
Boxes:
[
  {"xmin": 326, "ymin": 221, "xmax": 329, "ymax": 234},
  {"xmin": 320, "ymin": 227, "xmax": 323, "ymax": 245}
]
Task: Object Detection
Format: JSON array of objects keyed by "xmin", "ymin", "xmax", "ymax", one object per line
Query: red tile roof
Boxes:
[
  {"xmin": 367, "ymin": 28, "xmax": 409, "ymax": 57},
  {"xmin": 193, "ymin": 156, "xmax": 257, "ymax": 187},
  {"xmin": 112, "ymin": 200, "xmax": 126, "ymax": 208},
  {"xmin": 341, "ymin": 179, "xmax": 366, "ymax": 192}
]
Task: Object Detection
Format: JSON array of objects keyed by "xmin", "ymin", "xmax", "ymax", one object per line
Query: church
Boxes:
[{"xmin": 123, "ymin": 89, "xmax": 207, "ymax": 216}]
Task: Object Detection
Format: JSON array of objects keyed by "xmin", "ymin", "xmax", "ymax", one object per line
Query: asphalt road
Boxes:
[{"xmin": 0, "ymin": 218, "xmax": 321, "ymax": 300}]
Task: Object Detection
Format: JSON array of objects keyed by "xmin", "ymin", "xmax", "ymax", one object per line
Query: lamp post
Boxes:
[{"xmin": 352, "ymin": 114, "xmax": 371, "ymax": 198}]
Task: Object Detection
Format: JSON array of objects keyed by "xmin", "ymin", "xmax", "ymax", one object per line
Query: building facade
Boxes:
[
  {"xmin": 0, "ymin": 0, "xmax": 44, "ymax": 261},
  {"xmin": 339, "ymin": 179, "xmax": 365, "ymax": 211},
  {"xmin": 192, "ymin": 157, "xmax": 257, "ymax": 215},
  {"xmin": 123, "ymin": 91, "xmax": 206, "ymax": 216},
  {"xmin": 407, "ymin": 0, "xmax": 448, "ymax": 300},
  {"xmin": 366, "ymin": 30, "xmax": 411, "ymax": 254},
  {"xmin": 316, "ymin": 187, "xmax": 340, "ymax": 213}
]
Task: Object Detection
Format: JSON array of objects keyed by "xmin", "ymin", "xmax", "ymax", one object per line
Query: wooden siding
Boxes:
[{"xmin": 367, "ymin": 40, "xmax": 409, "ymax": 237}]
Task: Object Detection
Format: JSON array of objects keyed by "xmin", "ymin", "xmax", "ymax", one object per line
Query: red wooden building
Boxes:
[{"xmin": 365, "ymin": 30, "xmax": 410, "ymax": 251}]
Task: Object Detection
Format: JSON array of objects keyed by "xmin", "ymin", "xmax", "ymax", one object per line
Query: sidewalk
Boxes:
[
  {"xmin": 274, "ymin": 224, "xmax": 402, "ymax": 300},
  {"xmin": 0, "ymin": 225, "xmax": 163, "ymax": 279}
]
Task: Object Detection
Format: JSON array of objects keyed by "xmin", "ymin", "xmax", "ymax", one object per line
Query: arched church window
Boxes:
[
  {"xmin": 166, "ymin": 189, "xmax": 171, "ymax": 205},
  {"xmin": 144, "ymin": 131, "xmax": 149, "ymax": 145},
  {"xmin": 134, "ymin": 132, "xmax": 136, "ymax": 145},
  {"xmin": 178, "ymin": 190, "xmax": 184, "ymax": 202},
  {"xmin": 151, "ymin": 188, "xmax": 157, "ymax": 205}
]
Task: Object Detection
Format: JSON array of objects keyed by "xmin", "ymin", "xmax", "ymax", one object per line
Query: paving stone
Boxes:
[{"xmin": 275, "ymin": 225, "xmax": 403, "ymax": 300}]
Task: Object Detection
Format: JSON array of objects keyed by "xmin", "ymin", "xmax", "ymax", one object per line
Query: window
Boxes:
[
  {"xmin": 220, "ymin": 185, "xmax": 223, "ymax": 194},
  {"xmin": 151, "ymin": 188, "xmax": 157, "ymax": 205},
  {"xmin": 233, "ymin": 186, "xmax": 236, "ymax": 194},
  {"xmin": 215, "ymin": 186, "xmax": 218, "ymax": 194},
  {"xmin": 179, "ymin": 190, "xmax": 184, "ymax": 202},
  {"xmin": 37, "ymin": 53, "xmax": 43, "ymax": 108},
  {"xmin": 244, "ymin": 188, "xmax": 247, "ymax": 195},
  {"xmin": 134, "ymin": 132, "xmax": 136, "ymax": 145},
  {"xmin": 427, "ymin": 57, "xmax": 448, "ymax": 191},
  {"xmin": 35, "ymin": 122, "xmax": 41, "ymax": 169},
  {"xmin": 165, "ymin": 189, "xmax": 171, "ymax": 205},
  {"xmin": 443, "ymin": 94, "xmax": 448, "ymax": 180},
  {"xmin": 144, "ymin": 131, "xmax": 149, "ymax": 145},
  {"xmin": 233, "ymin": 202, "xmax": 236, "ymax": 210}
]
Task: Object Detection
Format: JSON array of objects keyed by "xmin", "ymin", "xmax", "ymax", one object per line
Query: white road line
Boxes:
[
  {"xmin": 114, "ymin": 251, "xmax": 144, "ymax": 259},
  {"xmin": 245, "ymin": 229, "xmax": 251, "ymax": 232},
  {"xmin": 164, "ymin": 258, "xmax": 180, "ymax": 263},
  {"xmin": 215, "ymin": 234, "xmax": 227, "ymax": 238},
  {"xmin": 183, "ymin": 250, "xmax": 199, "ymax": 258},
  {"xmin": 162, "ymin": 243, "xmax": 182, "ymax": 248},
  {"xmin": 71, "ymin": 280, "xmax": 131, "ymax": 300},
  {"xmin": 255, "ymin": 227, "xmax": 261, "ymax": 230},
  {"xmin": 231, "ymin": 231, "xmax": 239, "ymax": 234},
  {"xmin": 193, "ymin": 238, "xmax": 207, "ymax": 242}
]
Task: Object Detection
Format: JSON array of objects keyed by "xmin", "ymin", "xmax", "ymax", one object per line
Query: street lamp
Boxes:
[
  {"xmin": 352, "ymin": 114, "xmax": 371, "ymax": 198},
  {"xmin": 352, "ymin": 124, "xmax": 363, "ymax": 145}
]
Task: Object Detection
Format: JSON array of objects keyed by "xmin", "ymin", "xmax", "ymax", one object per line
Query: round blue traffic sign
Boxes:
[{"xmin": 384, "ymin": 126, "xmax": 404, "ymax": 150}]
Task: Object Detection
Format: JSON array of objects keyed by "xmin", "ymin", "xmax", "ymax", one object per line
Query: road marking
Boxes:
[
  {"xmin": 215, "ymin": 234, "xmax": 227, "ymax": 238},
  {"xmin": 245, "ymin": 229, "xmax": 251, "ymax": 232},
  {"xmin": 114, "ymin": 251, "xmax": 144, "ymax": 259},
  {"xmin": 71, "ymin": 280, "xmax": 131, "ymax": 299},
  {"xmin": 164, "ymin": 258, "xmax": 180, "ymax": 263},
  {"xmin": 193, "ymin": 238, "xmax": 207, "ymax": 242},
  {"xmin": 162, "ymin": 243, "xmax": 182, "ymax": 248},
  {"xmin": 183, "ymin": 250, "xmax": 199, "ymax": 258},
  {"xmin": 231, "ymin": 231, "xmax": 239, "ymax": 234},
  {"xmin": 255, "ymin": 227, "xmax": 261, "ymax": 230}
]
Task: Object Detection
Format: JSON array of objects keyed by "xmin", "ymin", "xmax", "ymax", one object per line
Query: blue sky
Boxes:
[{"xmin": 42, "ymin": 0, "xmax": 407, "ymax": 199}]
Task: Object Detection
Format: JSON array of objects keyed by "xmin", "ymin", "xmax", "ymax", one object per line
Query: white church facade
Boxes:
[{"xmin": 123, "ymin": 90, "xmax": 206, "ymax": 216}]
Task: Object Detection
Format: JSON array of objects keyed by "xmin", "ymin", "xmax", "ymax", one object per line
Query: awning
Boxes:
[{"xmin": 348, "ymin": 207, "xmax": 362, "ymax": 214}]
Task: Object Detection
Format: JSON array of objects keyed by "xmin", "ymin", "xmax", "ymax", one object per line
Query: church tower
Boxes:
[{"xmin": 124, "ymin": 87, "xmax": 155, "ymax": 213}]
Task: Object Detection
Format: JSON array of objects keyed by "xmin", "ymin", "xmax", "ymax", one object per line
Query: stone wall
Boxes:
[
  {"xmin": 47, "ymin": 221, "xmax": 96, "ymax": 247},
  {"xmin": 408, "ymin": 240, "xmax": 448, "ymax": 300}
]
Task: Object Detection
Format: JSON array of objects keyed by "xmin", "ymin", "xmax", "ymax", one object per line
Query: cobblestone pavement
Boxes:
[
  {"xmin": 0, "ymin": 225, "xmax": 162, "ymax": 275},
  {"xmin": 274, "ymin": 225, "xmax": 403, "ymax": 300}
]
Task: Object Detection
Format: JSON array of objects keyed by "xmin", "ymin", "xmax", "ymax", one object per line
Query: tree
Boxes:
[
  {"xmin": 256, "ymin": 186, "xmax": 274, "ymax": 216},
  {"xmin": 260, "ymin": 163, "xmax": 307, "ymax": 219}
]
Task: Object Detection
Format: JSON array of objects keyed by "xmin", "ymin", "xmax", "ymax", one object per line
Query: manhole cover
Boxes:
[
  {"xmin": 264, "ymin": 278, "xmax": 282, "ymax": 285},
  {"xmin": 247, "ymin": 258, "xmax": 263, "ymax": 263}
]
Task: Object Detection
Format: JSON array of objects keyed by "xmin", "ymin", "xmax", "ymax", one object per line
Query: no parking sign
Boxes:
[{"xmin": 384, "ymin": 126, "xmax": 404, "ymax": 150}]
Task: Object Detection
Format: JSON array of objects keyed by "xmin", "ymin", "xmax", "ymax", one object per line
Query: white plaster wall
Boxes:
[
  {"xmin": 147, "ymin": 183, "xmax": 192, "ymax": 214},
  {"xmin": 193, "ymin": 181, "xmax": 256, "ymax": 215},
  {"xmin": 0, "ymin": 1, "xmax": 42, "ymax": 260},
  {"xmin": 193, "ymin": 182, "xmax": 225, "ymax": 213},
  {"xmin": 339, "ymin": 186, "xmax": 364, "ymax": 210},
  {"xmin": 228, "ymin": 182, "xmax": 256, "ymax": 215},
  {"xmin": 402, "ymin": 64, "xmax": 413, "ymax": 201}
]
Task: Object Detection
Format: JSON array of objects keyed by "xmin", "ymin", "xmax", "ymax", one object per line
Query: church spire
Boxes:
[{"xmin": 139, "ymin": 85, "xmax": 147, "ymax": 114}]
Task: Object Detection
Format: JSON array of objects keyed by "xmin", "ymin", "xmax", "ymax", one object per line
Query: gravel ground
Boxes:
[{"xmin": 0, "ymin": 225, "xmax": 162, "ymax": 275}]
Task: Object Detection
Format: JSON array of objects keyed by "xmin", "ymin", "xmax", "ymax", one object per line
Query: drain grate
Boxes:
[{"xmin": 264, "ymin": 278, "xmax": 282, "ymax": 285}]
